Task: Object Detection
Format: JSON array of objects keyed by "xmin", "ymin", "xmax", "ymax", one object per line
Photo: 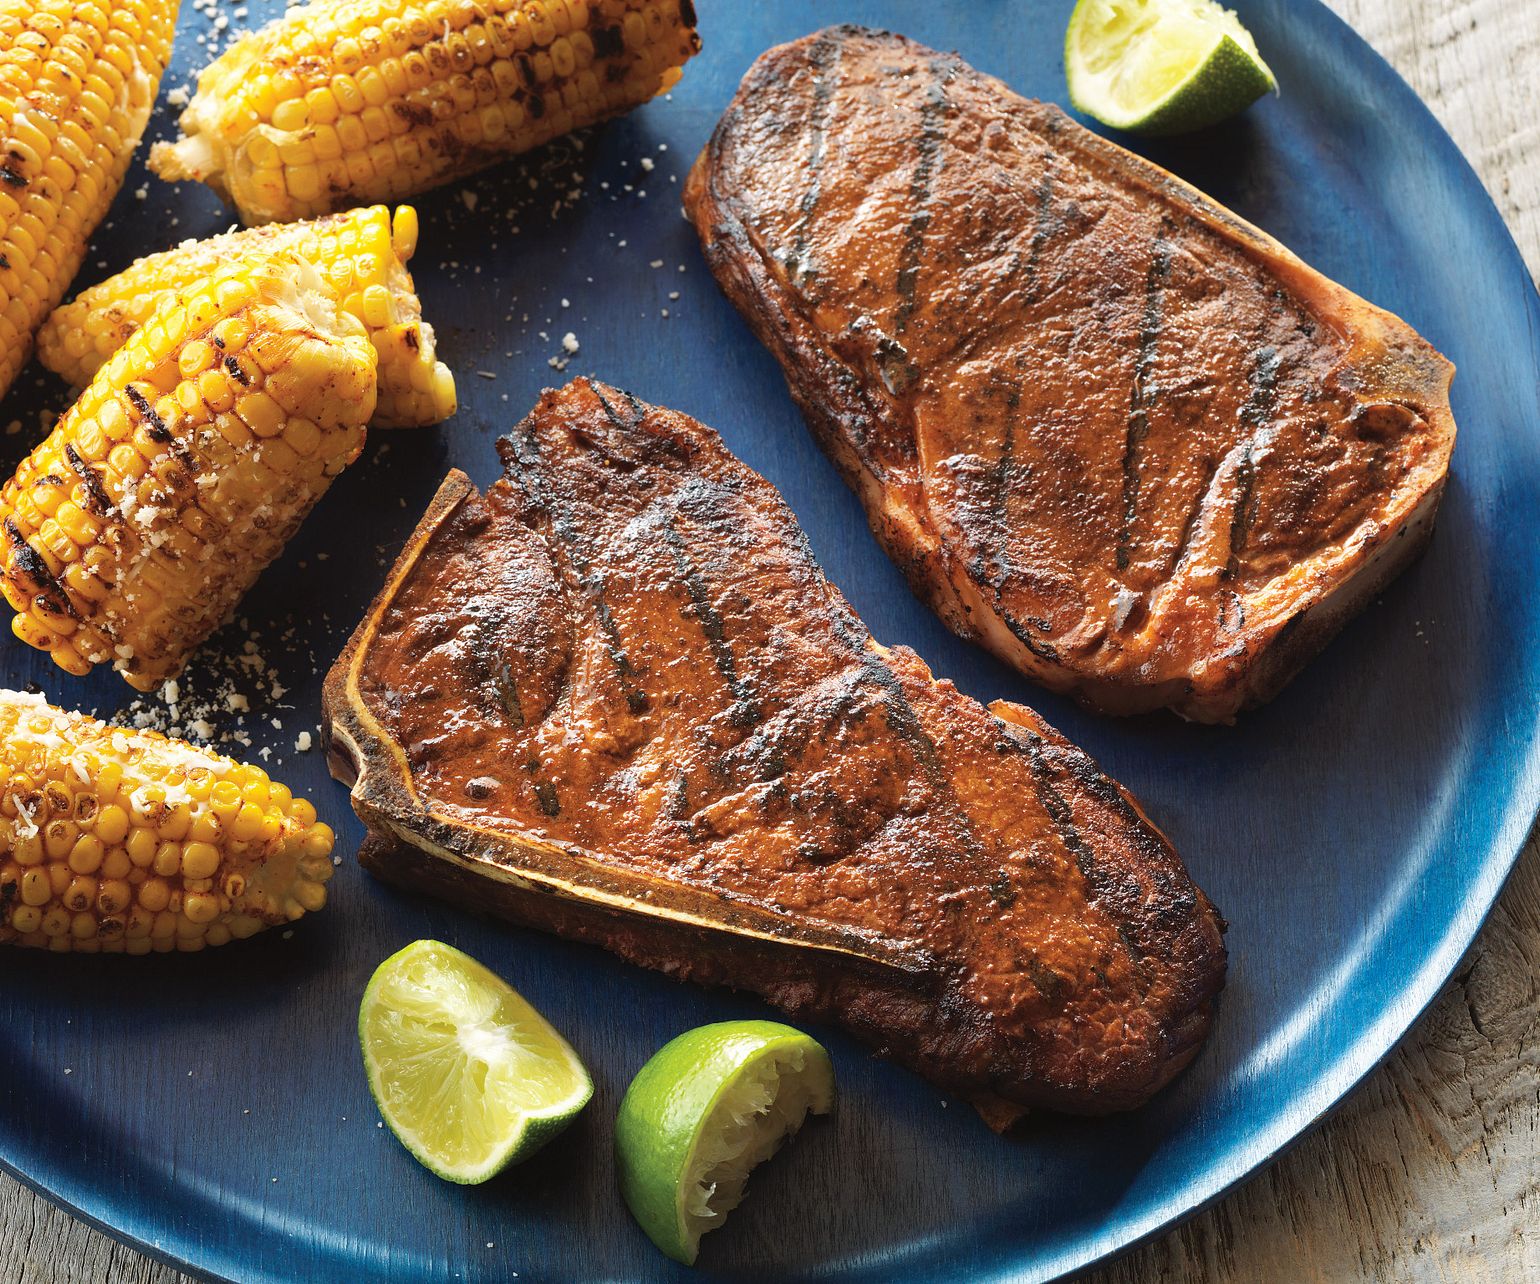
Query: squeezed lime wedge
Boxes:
[{"xmin": 614, "ymin": 1020, "xmax": 835, "ymax": 1264}]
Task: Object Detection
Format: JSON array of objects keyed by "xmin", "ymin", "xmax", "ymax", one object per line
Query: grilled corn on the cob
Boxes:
[
  {"xmin": 37, "ymin": 205, "xmax": 456, "ymax": 429},
  {"xmin": 0, "ymin": 0, "xmax": 179, "ymax": 401},
  {"xmin": 0, "ymin": 252, "xmax": 377, "ymax": 690},
  {"xmin": 148, "ymin": 0, "xmax": 702, "ymax": 225},
  {"xmin": 0, "ymin": 689, "xmax": 334, "ymax": 953}
]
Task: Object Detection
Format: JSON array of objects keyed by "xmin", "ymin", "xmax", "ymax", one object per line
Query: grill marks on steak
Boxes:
[
  {"xmin": 684, "ymin": 26, "xmax": 1457, "ymax": 721},
  {"xmin": 326, "ymin": 379, "xmax": 1226, "ymax": 1116}
]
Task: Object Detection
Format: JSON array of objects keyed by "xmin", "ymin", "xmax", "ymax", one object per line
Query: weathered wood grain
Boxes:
[{"xmin": 3, "ymin": 1, "xmax": 1536, "ymax": 1281}]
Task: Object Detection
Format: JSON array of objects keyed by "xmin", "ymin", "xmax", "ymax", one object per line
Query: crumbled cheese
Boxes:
[{"xmin": 295, "ymin": 731, "xmax": 313, "ymax": 752}]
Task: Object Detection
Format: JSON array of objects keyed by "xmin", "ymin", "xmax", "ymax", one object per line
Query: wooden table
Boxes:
[{"xmin": 5, "ymin": 2, "xmax": 1537, "ymax": 1280}]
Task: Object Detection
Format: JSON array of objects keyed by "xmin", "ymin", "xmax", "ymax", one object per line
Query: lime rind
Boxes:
[
  {"xmin": 1066, "ymin": 0, "xmax": 1277, "ymax": 136},
  {"xmin": 359, "ymin": 939, "xmax": 593, "ymax": 1184},
  {"xmin": 615, "ymin": 1021, "xmax": 835, "ymax": 1265}
]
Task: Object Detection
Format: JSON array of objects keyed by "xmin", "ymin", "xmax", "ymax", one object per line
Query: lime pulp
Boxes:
[
  {"xmin": 1066, "ymin": 0, "xmax": 1276, "ymax": 135},
  {"xmin": 358, "ymin": 939, "xmax": 593, "ymax": 1184}
]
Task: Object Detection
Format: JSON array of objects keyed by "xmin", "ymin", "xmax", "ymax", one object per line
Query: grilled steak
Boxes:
[
  {"xmin": 325, "ymin": 379, "xmax": 1226, "ymax": 1119},
  {"xmin": 684, "ymin": 26, "xmax": 1457, "ymax": 722}
]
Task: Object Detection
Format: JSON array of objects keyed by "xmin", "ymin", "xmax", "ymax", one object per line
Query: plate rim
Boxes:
[{"xmin": 3, "ymin": 2, "xmax": 1539, "ymax": 1281}]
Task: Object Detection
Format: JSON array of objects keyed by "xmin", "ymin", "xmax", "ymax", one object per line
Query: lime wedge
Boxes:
[
  {"xmin": 614, "ymin": 1020, "xmax": 835, "ymax": 1265},
  {"xmin": 359, "ymin": 939, "xmax": 593, "ymax": 1183},
  {"xmin": 1066, "ymin": 0, "xmax": 1276, "ymax": 135}
]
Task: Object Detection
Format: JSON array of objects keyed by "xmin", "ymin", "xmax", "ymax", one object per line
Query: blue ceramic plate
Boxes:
[{"xmin": 2, "ymin": 3, "xmax": 1537, "ymax": 1281}]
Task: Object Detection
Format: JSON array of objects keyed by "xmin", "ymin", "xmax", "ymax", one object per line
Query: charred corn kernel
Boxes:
[
  {"xmin": 39, "ymin": 206, "xmax": 455, "ymax": 429},
  {"xmin": 43, "ymin": 820, "xmax": 75, "ymax": 860},
  {"xmin": 0, "ymin": 0, "xmax": 179, "ymax": 402},
  {"xmin": 0, "ymin": 254, "xmax": 376, "ymax": 690},
  {"xmin": 0, "ymin": 691, "xmax": 335, "ymax": 953},
  {"xmin": 157, "ymin": 804, "xmax": 192, "ymax": 842},
  {"xmin": 99, "ymin": 879, "xmax": 131, "ymax": 912},
  {"xmin": 148, "ymin": 0, "xmax": 701, "ymax": 224},
  {"xmin": 63, "ymin": 876, "xmax": 95, "ymax": 911}
]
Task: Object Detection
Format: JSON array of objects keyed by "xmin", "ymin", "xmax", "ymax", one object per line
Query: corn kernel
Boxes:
[
  {"xmin": 20, "ymin": 869, "xmax": 51, "ymax": 907},
  {"xmin": 13, "ymin": 833, "xmax": 44, "ymax": 867},
  {"xmin": 137, "ymin": 878, "xmax": 171, "ymax": 913},
  {"xmin": 183, "ymin": 893, "xmax": 221, "ymax": 925},
  {"xmin": 125, "ymin": 826, "xmax": 157, "ymax": 867},
  {"xmin": 181, "ymin": 840, "xmax": 222, "ymax": 880},
  {"xmin": 67, "ymin": 833, "xmax": 104, "ymax": 874},
  {"xmin": 10, "ymin": 905, "xmax": 43, "ymax": 934}
]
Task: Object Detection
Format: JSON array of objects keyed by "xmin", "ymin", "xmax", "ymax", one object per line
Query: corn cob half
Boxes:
[
  {"xmin": 0, "ymin": 689, "xmax": 334, "ymax": 953},
  {"xmin": 0, "ymin": 252, "xmax": 377, "ymax": 690},
  {"xmin": 0, "ymin": 0, "xmax": 180, "ymax": 403},
  {"xmin": 148, "ymin": 0, "xmax": 702, "ymax": 225},
  {"xmin": 37, "ymin": 205, "xmax": 456, "ymax": 429}
]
